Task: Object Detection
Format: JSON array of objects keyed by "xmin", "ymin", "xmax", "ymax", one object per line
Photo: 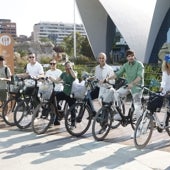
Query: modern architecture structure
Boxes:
[
  {"xmin": 0, "ymin": 19, "xmax": 17, "ymax": 40},
  {"xmin": 76, "ymin": 0, "xmax": 170, "ymax": 63},
  {"xmin": 33, "ymin": 22, "xmax": 86, "ymax": 45}
]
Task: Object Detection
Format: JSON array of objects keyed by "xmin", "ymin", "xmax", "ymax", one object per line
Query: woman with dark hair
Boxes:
[{"xmin": 49, "ymin": 61, "xmax": 76, "ymax": 125}]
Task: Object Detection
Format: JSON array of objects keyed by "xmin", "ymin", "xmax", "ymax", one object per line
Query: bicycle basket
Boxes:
[
  {"xmin": 38, "ymin": 82, "xmax": 53, "ymax": 100},
  {"xmin": 100, "ymin": 87, "xmax": 115, "ymax": 103},
  {"xmin": 71, "ymin": 80, "xmax": 87, "ymax": 99},
  {"xmin": 147, "ymin": 92, "xmax": 164, "ymax": 112},
  {"xmin": 23, "ymin": 79, "xmax": 36, "ymax": 95},
  {"xmin": 8, "ymin": 79, "xmax": 24, "ymax": 94},
  {"xmin": 114, "ymin": 78, "xmax": 127, "ymax": 90}
]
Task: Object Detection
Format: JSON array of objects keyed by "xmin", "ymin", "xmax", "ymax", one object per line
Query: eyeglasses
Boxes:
[
  {"xmin": 29, "ymin": 56, "xmax": 35, "ymax": 59},
  {"xmin": 50, "ymin": 63, "xmax": 56, "ymax": 65}
]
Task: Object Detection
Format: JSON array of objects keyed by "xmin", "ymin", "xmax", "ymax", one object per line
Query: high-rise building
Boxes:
[
  {"xmin": 0, "ymin": 19, "xmax": 17, "ymax": 40},
  {"xmin": 33, "ymin": 22, "xmax": 86, "ymax": 44}
]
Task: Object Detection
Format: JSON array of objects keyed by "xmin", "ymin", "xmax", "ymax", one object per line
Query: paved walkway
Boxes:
[
  {"xmin": 1, "ymin": 100, "xmax": 170, "ymax": 170},
  {"xmin": 1, "ymin": 121, "xmax": 170, "ymax": 170}
]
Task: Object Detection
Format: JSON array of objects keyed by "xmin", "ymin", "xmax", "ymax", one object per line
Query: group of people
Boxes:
[{"xmin": 1, "ymin": 50, "xmax": 170, "ymax": 129}]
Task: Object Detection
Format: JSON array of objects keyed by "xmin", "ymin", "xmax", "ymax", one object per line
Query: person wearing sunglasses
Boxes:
[
  {"xmin": 17, "ymin": 53, "xmax": 44, "ymax": 79},
  {"xmin": 49, "ymin": 61, "xmax": 77, "ymax": 125},
  {"xmin": 45, "ymin": 59, "xmax": 63, "ymax": 92}
]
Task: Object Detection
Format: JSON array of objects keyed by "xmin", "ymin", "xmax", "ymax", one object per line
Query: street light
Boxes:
[{"xmin": 73, "ymin": 0, "xmax": 76, "ymax": 58}]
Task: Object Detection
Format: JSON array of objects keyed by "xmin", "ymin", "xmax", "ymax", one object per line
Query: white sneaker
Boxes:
[{"xmin": 114, "ymin": 113, "xmax": 122, "ymax": 121}]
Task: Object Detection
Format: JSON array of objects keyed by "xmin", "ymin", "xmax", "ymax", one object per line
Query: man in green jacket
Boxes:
[{"xmin": 107, "ymin": 49, "xmax": 144, "ymax": 137}]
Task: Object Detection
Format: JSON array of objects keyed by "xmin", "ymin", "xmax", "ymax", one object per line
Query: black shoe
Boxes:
[{"xmin": 54, "ymin": 119, "xmax": 60, "ymax": 126}]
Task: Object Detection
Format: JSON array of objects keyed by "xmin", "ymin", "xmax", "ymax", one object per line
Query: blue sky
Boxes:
[{"xmin": 0, "ymin": 0, "xmax": 82, "ymax": 36}]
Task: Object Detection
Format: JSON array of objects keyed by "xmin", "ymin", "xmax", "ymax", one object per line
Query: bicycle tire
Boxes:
[
  {"xmin": 65, "ymin": 102, "xmax": 91, "ymax": 137},
  {"xmin": 14, "ymin": 100, "xmax": 33, "ymax": 129},
  {"xmin": 111, "ymin": 101, "xmax": 125, "ymax": 129},
  {"xmin": 165, "ymin": 113, "xmax": 170, "ymax": 136},
  {"xmin": 32, "ymin": 103, "xmax": 54, "ymax": 135},
  {"xmin": 92, "ymin": 107, "xmax": 113, "ymax": 141},
  {"xmin": 134, "ymin": 112, "xmax": 154, "ymax": 149},
  {"xmin": 2, "ymin": 98, "xmax": 17, "ymax": 126},
  {"xmin": 129, "ymin": 105, "xmax": 136, "ymax": 130}
]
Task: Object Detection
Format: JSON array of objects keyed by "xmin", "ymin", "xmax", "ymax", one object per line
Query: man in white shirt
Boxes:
[
  {"xmin": 26, "ymin": 53, "xmax": 44, "ymax": 78},
  {"xmin": 17, "ymin": 53, "xmax": 44, "ymax": 78},
  {"xmin": 89, "ymin": 52, "xmax": 115, "ymax": 116}
]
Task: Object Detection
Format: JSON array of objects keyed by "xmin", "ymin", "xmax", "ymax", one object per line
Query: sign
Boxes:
[{"xmin": 0, "ymin": 33, "xmax": 14, "ymax": 74}]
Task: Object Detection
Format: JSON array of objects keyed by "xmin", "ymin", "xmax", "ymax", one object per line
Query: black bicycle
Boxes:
[
  {"xmin": 31, "ymin": 78, "xmax": 67, "ymax": 134},
  {"xmin": 2, "ymin": 76, "xmax": 24, "ymax": 126},
  {"xmin": 13, "ymin": 77, "xmax": 40, "ymax": 129},
  {"xmin": 65, "ymin": 77, "xmax": 98, "ymax": 137},
  {"xmin": 92, "ymin": 81, "xmax": 137, "ymax": 141}
]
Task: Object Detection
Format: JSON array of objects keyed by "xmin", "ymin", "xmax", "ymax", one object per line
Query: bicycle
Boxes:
[
  {"xmin": 92, "ymin": 80, "xmax": 138, "ymax": 141},
  {"xmin": 2, "ymin": 76, "xmax": 24, "ymax": 126},
  {"xmin": 31, "ymin": 78, "xmax": 67, "ymax": 134},
  {"xmin": 133, "ymin": 86, "xmax": 170, "ymax": 149},
  {"xmin": 13, "ymin": 77, "xmax": 40, "ymax": 129},
  {"xmin": 64, "ymin": 77, "xmax": 98, "ymax": 137}
]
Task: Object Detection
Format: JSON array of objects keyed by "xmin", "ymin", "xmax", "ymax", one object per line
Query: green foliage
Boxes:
[
  {"xmin": 144, "ymin": 64, "xmax": 162, "ymax": 91},
  {"xmin": 40, "ymin": 56, "xmax": 51, "ymax": 64},
  {"xmin": 61, "ymin": 32, "xmax": 94, "ymax": 59},
  {"xmin": 17, "ymin": 50, "xmax": 27, "ymax": 57}
]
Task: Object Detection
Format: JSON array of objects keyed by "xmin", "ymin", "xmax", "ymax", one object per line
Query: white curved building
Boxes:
[{"xmin": 76, "ymin": 0, "xmax": 170, "ymax": 63}]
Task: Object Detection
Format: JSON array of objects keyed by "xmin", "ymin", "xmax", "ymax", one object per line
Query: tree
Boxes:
[
  {"xmin": 61, "ymin": 32, "xmax": 94, "ymax": 59},
  {"xmin": 81, "ymin": 36, "xmax": 94, "ymax": 59}
]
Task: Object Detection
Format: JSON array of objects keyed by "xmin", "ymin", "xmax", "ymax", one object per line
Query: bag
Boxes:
[
  {"xmin": 147, "ymin": 92, "xmax": 164, "ymax": 112},
  {"xmin": 99, "ymin": 87, "xmax": 115, "ymax": 103},
  {"xmin": 5, "ymin": 66, "xmax": 15, "ymax": 84},
  {"xmin": 71, "ymin": 79, "xmax": 87, "ymax": 99},
  {"xmin": 114, "ymin": 78, "xmax": 127, "ymax": 90}
]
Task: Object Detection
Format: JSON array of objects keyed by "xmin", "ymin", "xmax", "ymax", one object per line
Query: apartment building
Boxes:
[
  {"xmin": 0, "ymin": 19, "xmax": 17, "ymax": 39},
  {"xmin": 33, "ymin": 22, "xmax": 86, "ymax": 44}
]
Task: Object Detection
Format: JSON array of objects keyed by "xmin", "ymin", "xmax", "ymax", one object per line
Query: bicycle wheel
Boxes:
[
  {"xmin": 32, "ymin": 103, "xmax": 54, "ymax": 134},
  {"xmin": 2, "ymin": 98, "xmax": 17, "ymax": 126},
  {"xmin": 129, "ymin": 105, "xmax": 136, "ymax": 130},
  {"xmin": 92, "ymin": 107, "xmax": 113, "ymax": 141},
  {"xmin": 165, "ymin": 113, "xmax": 170, "ymax": 136},
  {"xmin": 65, "ymin": 102, "xmax": 91, "ymax": 137},
  {"xmin": 111, "ymin": 101, "xmax": 125, "ymax": 129},
  {"xmin": 14, "ymin": 100, "xmax": 33, "ymax": 129},
  {"xmin": 134, "ymin": 112, "xmax": 154, "ymax": 149}
]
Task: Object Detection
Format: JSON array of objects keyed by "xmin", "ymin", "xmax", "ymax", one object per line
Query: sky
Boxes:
[{"xmin": 0, "ymin": 0, "xmax": 82, "ymax": 37}]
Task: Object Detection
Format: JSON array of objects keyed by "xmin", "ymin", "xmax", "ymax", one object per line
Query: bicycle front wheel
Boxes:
[
  {"xmin": 14, "ymin": 101, "xmax": 33, "ymax": 129},
  {"xmin": 65, "ymin": 102, "xmax": 91, "ymax": 137},
  {"xmin": 2, "ymin": 98, "xmax": 18, "ymax": 126},
  {"xmin": 32, "ymin": 103, "xmax": 54, "ymax": 135},
  {"xmin": 134, "ymin": 112, "xmax": 154, "ymax": 149},
  {"xmin": 165, "ymin": 113, "xmax": 170, "ymax": 136},
  {"xmin": 92, "ymin": 107, "xmax": 113, "ymax": 141}
]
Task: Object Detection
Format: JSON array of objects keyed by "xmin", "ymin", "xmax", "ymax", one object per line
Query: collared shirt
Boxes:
[
  {"xmin": 95, "ymin": 63, "xmax": 115, "ymax": 98},
  {"xmin": 115, "ymin": 60, "xmax": 144, "ymax": 94},
  {"xmin": 95, "ymin": 63, "xmax": 114, "ymax": 82}
]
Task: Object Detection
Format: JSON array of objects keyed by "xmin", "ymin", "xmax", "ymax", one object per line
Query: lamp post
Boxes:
[{"xmin": 73, "ymin": 0, "xmax": 76, "ymax": 58}]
